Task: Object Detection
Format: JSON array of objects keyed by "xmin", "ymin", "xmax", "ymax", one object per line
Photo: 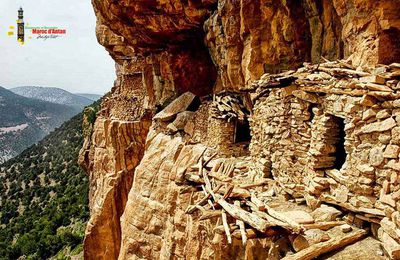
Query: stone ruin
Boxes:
[
  {"xmin": 249, "ymin": 59, "xmax": 400, "ymax": 258},
  {"xmin": 129, "ymin": 58, "xmax": 400, "ymax": 259},
  {"xmin": 81, "ymin": 59, "xmax": 400, "ymax": 259}
]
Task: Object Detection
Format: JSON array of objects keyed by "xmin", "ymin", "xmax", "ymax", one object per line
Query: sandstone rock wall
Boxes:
[
  {"xmin": 81, "ymin": 0, "xmax": 400, "ymax": 259},
  {"xmin": 92, "ymin": 0, "xmax": 400, "ymax": 93},
  {"xmin": 118, "ymin": 127, "xmax": 276, "ymax": 259},
  {"xmin": 117, "ymin": 129, "xmax": 210, "ymax": 259},
  {"xmin": 80, "ymin": 118, "xmax": 150, "ymax": 259},
  {"xmin": 79, "ymin": 21, "xmax": 152, "ymax": 258},
  {"xmin": 332, "ymin": 0, "xmax": 400, "ymax": 66},
  {"xmin": 203, "ymin": 0, "xmax": 311, "ymax": 91}
]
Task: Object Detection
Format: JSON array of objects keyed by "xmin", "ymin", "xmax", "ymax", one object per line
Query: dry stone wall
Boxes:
[
  {"xmin": 251, "ymin": 60, "xmax": 400, "ymax": 257},
  {"xmin": 251, "ymin": 88, "xmax": 313, "ymax": 199}
]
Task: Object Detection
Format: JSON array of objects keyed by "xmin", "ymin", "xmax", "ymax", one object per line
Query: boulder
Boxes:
[
  {"xmin": 311, "ymin": 205, "xmax": 342, "ymax": 222},
  {"xmin": 362, "ymin": 109, "xmax": 377, "ymax": 121},
  {"xmin": 380, "ymin": 191, "xmax": 396, "ymax": 207},
  {"xmin": 356, "ymin": 164, "xmax": 375, "ymax": 174},
  {"xmin": 333, "ymin": 186, "xmax": 349, "ymax": 203},
  {"xmin": 303, "ymin": 229, "xmax": 331, "ymax": 245},
  {"xmin": 154, "ymin": 92, "xmax": 198, "ymax": 122},
  {"xmin": 376, "ymin": 109, "xmax": 392, "ymax": 119},
  {"xmin": 291, "ymin": 235, "xmax": 310, "ymax": 252},
  {"xmin": 167, "ymin": 111, "xmax": 194, "ymax": 133},
  {"xmin": 387, "ymin": 160, "xmax": 400, "ymax": 171},
  {"xmin": 359, "ymin": 95, "xmax": 377, "ymax": 107},
  {"xmin": 380, "ymin": 217, "xmax": 400, "ymax": 243},
  {"xmin": 293, "ymin": 90, "xmax": 319, "ymax": 104},
  {"xmin": 360, "ymin": 75, "xmax": 386, "ymax": 85},
  {"xmin": 392, "ymin": 127, "xmax": 400, "ymax": 144}
]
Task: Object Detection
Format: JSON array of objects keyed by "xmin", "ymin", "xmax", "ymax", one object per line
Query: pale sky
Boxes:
[{"xmin": 0, "ymin": 0, "xmax": 115, "ymax": 94}]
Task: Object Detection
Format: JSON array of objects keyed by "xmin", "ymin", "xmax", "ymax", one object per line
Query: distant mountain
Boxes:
[
  {"xmin": 11, "ymin": 86, "xmax": 93, "ymax": 110},
  {"xmin": 0, "ymin": 87, "xmax": 79, "ymax": 163},
  {"xmin": 0, "ymin": 102, "xmax": 100, "ymax": 259},
  {"xmin": 75, "ymin": 93, "xmax": 102, "ymax": 101}
]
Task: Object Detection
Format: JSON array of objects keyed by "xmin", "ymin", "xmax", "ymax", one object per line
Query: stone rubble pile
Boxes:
[
  {"xmin": 209, "ymin": 93, "xmax": 249, "ymax": 122},
  {"xmin": 183, "ymin": 153, "xmax": 373, "ymax": 260},
  {"xmin": 153, "ymin": 92, "xmax": 201, "ymax": 136},
  {"xmin": 252, "ymin": 58, "xmax": 400, "ymax": 100}
]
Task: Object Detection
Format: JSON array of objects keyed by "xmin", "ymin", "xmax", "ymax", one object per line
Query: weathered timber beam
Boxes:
[
  {"xmin": 234, "ymin": 200, "xmax": 247, "ymax": 245},
  {"xmin": 222, "ymin": 210, "xmax": 232, "ymax": 244},
  {"xmin": 185, "ymin": 184, "xmax": 222, "ymax": 214},
  {"xmin": 282, "ymin": 229, "xmax": 368, "ymax": 260},
  {"xmin": 218, "ymin": 198, "xmax": 270, "ymax": 232},
  {"xmin": 302, "ymin": 221, "xmax": 346, "ymax": 231},
  {"xmin": 199, "ymin": 210, "xmax": 222, "ymax": 220}
]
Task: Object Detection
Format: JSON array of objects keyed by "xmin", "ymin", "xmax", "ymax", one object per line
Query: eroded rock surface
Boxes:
[{"xmin": 81, "ymin": 0, "xmax": 400, "ymax": 259}]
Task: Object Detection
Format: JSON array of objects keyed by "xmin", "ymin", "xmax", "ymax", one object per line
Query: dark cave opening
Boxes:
[
  {"xmin": 235, "ymin": 120, "xmax": 251, "ymax": 143},
  {"xmin": 379, "ymin": 27, "xmax": 400, "ymax": 65},
  {"xmin": 332, "ymin": 116, "xmax": 346, "ymax": 170}
]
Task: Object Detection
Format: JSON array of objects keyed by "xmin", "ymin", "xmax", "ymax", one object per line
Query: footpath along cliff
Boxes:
[{"xmin": 79, "ymin": 0, "xmax": 400, "ymax": 259}]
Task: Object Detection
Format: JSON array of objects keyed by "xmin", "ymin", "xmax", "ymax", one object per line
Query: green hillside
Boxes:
[
  {"xmin": 0, "ymin": 101, "xmax": 99, "ymax": 259},
  {"xmin": 0, "ymin": 87, "xmax": 79, "ymax": 127},
  {"xmin": 0, "ymin": 87, "xmax": 80, "ymax": 163},
  {"xmin": 11, "ymin": 86, "xmax": 94, "ymax": 112}
]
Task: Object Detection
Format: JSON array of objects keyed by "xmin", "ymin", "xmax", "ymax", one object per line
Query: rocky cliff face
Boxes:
[{"xmin": 80, "ymin": 0, "xmax": 400, "ymax": 259}]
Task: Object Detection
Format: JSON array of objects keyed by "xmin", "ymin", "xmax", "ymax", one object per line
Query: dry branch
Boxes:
[
  {"xmin": 218, "ymin": 186, "xmax": 250, "ymax": 199},
  {"xmin": 232, "ymin": 228, "xmax": 258, "ymax": 240},
  {"xmin": 214, "ymin": 223, "xmax": 238, "ymax": 234},
  {"xmin": 203, "ymin": 153, "xmax": 218, "ymax": 167},
  {"xmin": 208, "ymin": 171, "xmax": 232, "ymax": 182},
  {"xmin": 184, "ymin": 173, "xmax": 204, "ymax": 184},
  {"xmin": 222, "ymin": 185, "xmax": 234, "ymax": 199},
  {"xmin": 251, "ymin": 194, "xmax": 266, "ymax": 211},
  {"xmin": 201, "ymin": 157, "xmax": 217, "ymax": 200}
]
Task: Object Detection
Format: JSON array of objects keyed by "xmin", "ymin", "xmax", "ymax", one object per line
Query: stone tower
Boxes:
[{"xmin": 17, "ymin": 7, "xmax": 24, "ymax": 43}]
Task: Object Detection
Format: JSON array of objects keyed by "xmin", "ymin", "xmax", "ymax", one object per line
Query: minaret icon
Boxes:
[{"xmin": 17, "ymin": 7, "xmax": 24, "ymax": 43}]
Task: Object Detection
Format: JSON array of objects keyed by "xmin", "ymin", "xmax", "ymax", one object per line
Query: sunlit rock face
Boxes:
[
  {"xmin": 332, "ymin": 0, "xmax": 400, "ymax": 66},
  {"xmin": 93, "ymin": 0, "xmax": 218, "ymax": 104},
  {"xmin": 204, "ymin": 0, "xmax": 312, "ymax": 92},
  {"xmin": 92, "ymin": 0, "xmax": 217, "ymax": 51},
  {"xmin": 81, "ymin": 0, "xmax": 400, "ymax": 259}
]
